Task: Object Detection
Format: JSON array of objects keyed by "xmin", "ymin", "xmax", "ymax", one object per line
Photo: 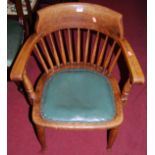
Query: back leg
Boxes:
[
  {"xmin": 107, "ymin": 127, "xmax": 119, "ymax": 149},
  {"xmin": 35, "ymin": 124, "xmax": 46, "ymax": 151}
]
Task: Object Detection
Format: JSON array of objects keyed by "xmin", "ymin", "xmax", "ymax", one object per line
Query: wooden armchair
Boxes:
[{"xmin": 10, "ymin": 3, "xmax": 145, "ymax": 151}]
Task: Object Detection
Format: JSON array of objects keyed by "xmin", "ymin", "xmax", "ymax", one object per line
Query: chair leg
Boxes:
[
  {"xmin": 107, "ymin": 127, "xmax": 119, "ymax": 149},
  {"xmin": 35, "ymin": 125, "xmax": 46, "ymax": 151}
]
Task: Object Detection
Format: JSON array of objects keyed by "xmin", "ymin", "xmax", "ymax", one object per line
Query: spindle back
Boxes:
[
  {"xmin": 31, "ymin": 28, "xmax": 122, "ymax": 75},
  {"xmin": 24, "ymin": 3, "xmax": 124, "ymax": 76}
]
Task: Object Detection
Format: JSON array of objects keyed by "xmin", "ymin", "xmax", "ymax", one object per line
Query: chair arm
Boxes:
[
  {"xmin": 10, "ymin": 34, "xmax": 39, "ymax": 81},
  {"xmin": 118, "ymin": 39, "xmax": 145, "ymax": 84}
]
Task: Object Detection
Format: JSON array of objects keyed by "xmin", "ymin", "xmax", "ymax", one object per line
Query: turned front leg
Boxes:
[
  {"xmin": 22, "ymin": 70, "xmax": 36, "ymax": 104},
  {"xmin": 121, "ymin": 78, "xmax": 132, "ymax": 105}
]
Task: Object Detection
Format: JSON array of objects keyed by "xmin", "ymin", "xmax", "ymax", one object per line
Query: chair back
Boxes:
[{"xmin": 27, "ymin": 3, "xmax": 125, "ymax": 76}]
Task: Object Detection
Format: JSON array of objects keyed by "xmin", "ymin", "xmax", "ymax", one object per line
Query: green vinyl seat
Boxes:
[
  {"xmin": 7, "ymin": 19, "xmax": 24, "ymax": 67},
  {"xmin": 41, "ymin": 69, "xmax": 116, "ymax": 123}
]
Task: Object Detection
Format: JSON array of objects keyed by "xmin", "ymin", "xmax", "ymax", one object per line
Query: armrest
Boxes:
[
  {"xmin": 119, "ymin": 39, "xmax": 145, "ymax": 84},
  {"xmin": 10, "ymin": 34, "xmax": 39, "ymax": 81}
]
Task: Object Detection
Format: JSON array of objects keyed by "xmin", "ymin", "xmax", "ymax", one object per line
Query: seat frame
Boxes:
[
  {"xmin": 10, "ymin": 3, "xmax": 145, "ymax": 151},
  {"xmin": 33, "ymin": 64, "xmax": 123, "ymax": 129}
]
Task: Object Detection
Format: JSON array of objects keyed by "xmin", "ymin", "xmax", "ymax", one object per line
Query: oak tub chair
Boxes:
[{"xmin": 10, "ymin": 3, "xmax": 145, "ymax": 151}]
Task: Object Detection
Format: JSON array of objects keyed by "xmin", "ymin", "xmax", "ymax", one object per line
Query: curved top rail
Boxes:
[{"xmin": 35, "ymin": 3, "xmax": 124, "ymax": 39}]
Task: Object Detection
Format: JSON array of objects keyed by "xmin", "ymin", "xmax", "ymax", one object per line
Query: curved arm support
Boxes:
[
  {"xmin": 119, "ymin": 39, "xmax": 145, "ymax": 84},
  {"xmin": 10, "ymin": 34, "xmax": 40, "ymax": 81}
]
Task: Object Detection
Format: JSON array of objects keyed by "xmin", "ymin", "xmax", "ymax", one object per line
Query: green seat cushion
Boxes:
[
  {"xmin": 7, "ymin": 19, "xmax": 24, "ymax": 67},
  {"xmin": 41, "ymin": 69, "xmax": 116, "ymax": 123}
]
